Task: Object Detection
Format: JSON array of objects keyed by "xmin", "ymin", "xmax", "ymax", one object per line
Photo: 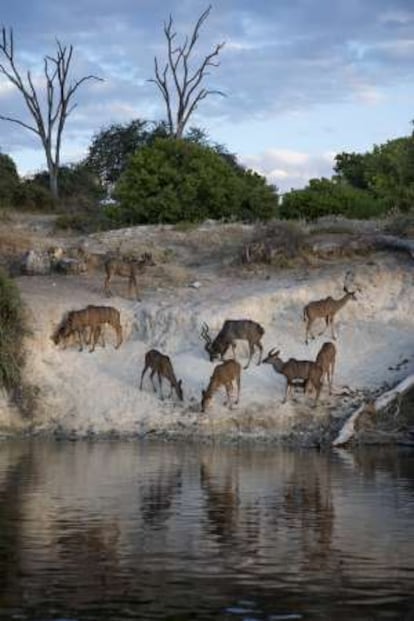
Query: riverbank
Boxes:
[{"xmin": 0, "ymin": 218, "xmax": 413, "ymax": 446}]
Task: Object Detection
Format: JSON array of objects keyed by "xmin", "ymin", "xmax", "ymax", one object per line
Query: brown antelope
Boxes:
[
  {"xmin": 315, "ymin": 341, "xmax": 336, "ymax": 394},
  {"xmin": 104, "ymin": 252, "xmax": 155, "ymax": 299},
  {"xmin": 53, "ymin": 305, "xmax": 123, "ymax": 352},
  {"xmin": 201, "ymin": 359, "xmax": 241, "ymax": 412},
  {"xmin": 140, "ymin": 349, "xmax": 183, "ymax": 401},
  {"xmin": 201, "ymin": 319, "xmax": 264, "ymax": 369},
  {"xmin": 262, "ymin": 349, "xmax": 323, "ymax": 403},
  {"xmin": 303, "ymin": 286, "xmax": 357, "ymax": 344}
]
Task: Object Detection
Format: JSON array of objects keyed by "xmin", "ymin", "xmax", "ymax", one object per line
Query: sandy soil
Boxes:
[{"xmin": 0, "ymin": 216, "xmax": 413, "ymax": 444}]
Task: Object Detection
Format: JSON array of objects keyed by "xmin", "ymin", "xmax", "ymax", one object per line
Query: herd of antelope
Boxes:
[{"xmin": 52, "ymin": 254, "xmax": 358, "ymax": 411}]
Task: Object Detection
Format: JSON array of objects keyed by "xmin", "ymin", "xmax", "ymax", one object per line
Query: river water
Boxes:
[{"xmin": 0, "ymin": 439, "xmax": 413, "ymax": 620}]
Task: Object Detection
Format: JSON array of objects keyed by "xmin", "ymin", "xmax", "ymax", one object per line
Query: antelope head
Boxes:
[
  {"xmin": 262, "ymin": 347, "xmax": 280, "ymax": 362},
  {"xmin": 343, "ymin": 286, "xmax": 358, "ymax": 300},
  {"xmin": 176, "ymin": 379, "xmax": 184, "ymax": 402}
]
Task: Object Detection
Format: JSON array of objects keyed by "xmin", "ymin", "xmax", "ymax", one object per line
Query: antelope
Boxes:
[
  {"xmin": 201, "ymin": 319, "xmax": 264, "ymax": 369},
  {"xmin": 52, "ymin": 305, "xmax": 123, "ymax": 352},
  {"xmin": 303, "ymin": 286, "xmax": 357, "ymax": 344},
  {"xmin": 139, "ymin": 349, "xmax": 183, "ymax": 401},
  {"xmin": 262, "ymin": 349, "xmax": 323, "ymax": 403},
  {"xmin": 201, "ymin": 359, "xmax": 241, "ymax": 412},
  {"xmin": 315, "ymin": 341, "xmax": 336, "ymax": 395},
  {"xmin": 104, "ymin": 252, "xmax": 155, "ymax": 299}
]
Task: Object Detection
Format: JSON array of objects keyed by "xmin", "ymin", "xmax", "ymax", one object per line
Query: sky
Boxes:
[{"xmin": 0, "ymin": 0, "xmax": 413, "ymax": 193}]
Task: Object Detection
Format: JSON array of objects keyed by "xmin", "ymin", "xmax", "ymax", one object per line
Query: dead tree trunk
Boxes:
[
  {"xmin": 0, "ymin": 28, "xmax": 102, "ymax": 199},
  {"xmin": 149, "ymin": 5, "xmax": 225, "ymax": 138}
]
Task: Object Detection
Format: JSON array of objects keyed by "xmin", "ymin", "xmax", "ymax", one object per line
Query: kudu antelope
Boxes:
[
  {"xmin": 104, "ymin": 252, "xmax": 155, "ymax": 299},
  {"xmin": 262, "ymin": 349, "xmax": 323, "ymax": 403},
  {"xmin": 201, "ymin": 359, "xmax": 241, "ymax": 412},
  {"xmin": 315, "ymin": 341, "xmax": 336, "ymax": 395},
  {"xmin": 139, "ymin": 349, "xmax": 183, "ymax": 401},
  {"xmin": 201, "ymin": 319, "xmax": 264, "ymax": 369},
  {"xmin": 52, "ymin": 305, "xmax": 123, "ymax": 352},
  {"xmin": 303, "ymin": 286, "xmax": 357, "ymax": 344}
]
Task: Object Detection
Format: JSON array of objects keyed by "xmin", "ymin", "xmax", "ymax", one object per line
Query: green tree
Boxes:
[
  {"xmin": 334, "ymin": 152, "xmax": 368, "ymax": 189},
  {"xmin": 0, "ymin": 152, "xmax": 19, "ymax": 207},
  {"xmin": 84, "ymin": 119, "xmax": 154, "ymax": 190},
  {"xmin": 280, "ymin": 177, "xmax": 386, "ymax": 220},
  {"xmin": 114, "ymin": 137, "xmax": 278, "ymax": 224}
]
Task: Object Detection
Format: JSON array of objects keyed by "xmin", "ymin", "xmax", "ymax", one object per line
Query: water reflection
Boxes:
[{"xmin": 0, "ymin": 440, "xmax": 413, "ymax": 620}]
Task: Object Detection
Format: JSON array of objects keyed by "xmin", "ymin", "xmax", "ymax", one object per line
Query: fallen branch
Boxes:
[{"xmin": 333, "ymin": 374, "xmax": 414, "ymax": 447}]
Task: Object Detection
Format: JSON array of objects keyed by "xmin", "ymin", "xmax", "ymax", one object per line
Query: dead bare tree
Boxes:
[
  {"xmin": 149, "ymin": 5, "xmax": 225, "ymax": 138},
  {"xmin": 0, "ymin": 27, "xmax": 102, "ymax": 199}
]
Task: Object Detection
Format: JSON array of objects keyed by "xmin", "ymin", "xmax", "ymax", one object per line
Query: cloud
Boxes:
[{"xmin": 242, "ymin": 149, "xmax": 336, "ymax": 193}]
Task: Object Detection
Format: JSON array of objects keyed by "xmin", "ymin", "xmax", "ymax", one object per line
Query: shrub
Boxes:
[
  {"xmin": 0, "ymin": 269, "xmax": 27, "ymax": 394},
  {"xmin": 0, "ymin": 153, "xmax": 19, "ymax": 208},
  {"xmin": 114, "ymin": 137, "xmax": 279, "ymax": 225},
  {"xmin": 13, "ymin": 181, "xmax": 56, "ymax": 212},
  {"xmin": 280, "ymin": 178, "xmax": 388, "ymax": 220}
]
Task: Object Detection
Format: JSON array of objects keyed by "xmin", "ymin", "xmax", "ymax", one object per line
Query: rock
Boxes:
[
  {"xmin": 22, "ymin": 249, "xmax": 51, "ymax": 275},
  {"xmin": 55, "ymin": 258, "xmax": 88, "ymax": 274}
]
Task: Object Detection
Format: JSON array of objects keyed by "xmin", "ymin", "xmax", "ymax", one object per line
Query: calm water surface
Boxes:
[{"xmin": 0, "ymin": 439, "xmax": 413, "ymax": 620}]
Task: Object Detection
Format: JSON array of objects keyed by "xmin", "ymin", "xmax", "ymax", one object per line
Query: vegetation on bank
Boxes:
[
  {"xmin": 0, "ymin": 269, "xmax": 27, "ymax": 396},
  {"xmin": 1, "ymin": 122, "xmax": 414, "ymax": 230}
]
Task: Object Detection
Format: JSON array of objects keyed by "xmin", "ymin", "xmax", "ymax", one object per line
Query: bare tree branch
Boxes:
[
  {"xmin": 149, "ymin": 5, "xmax": 226, "ymax": 138},
  {"xmin": 0, "ymin": 27, "xmax": 102, "ymax": 198}
]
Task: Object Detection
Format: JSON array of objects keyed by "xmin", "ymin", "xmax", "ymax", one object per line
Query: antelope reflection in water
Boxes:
[{"xmin": 282, "ymin": 455, "xmax": 335, "ymax": 571}]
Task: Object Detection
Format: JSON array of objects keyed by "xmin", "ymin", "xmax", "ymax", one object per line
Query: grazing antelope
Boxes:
[
  {"xmin": 201, "ymin": 319, "xmax": 264, "ymax": 369},
  {"xmin": 315, "ymin": 341, "xmax": 336, "ymax": 395},
  {"xmin": 140, "ymin": 349, "xmax": 183, "ymax": 401},
  {"xmin": 262, "ymin": 349, "xmax": 323, "ymax": 403},
  {"xmin": 52, "ymin": 305, "xmax": 123, "ymax": 352},
  {"xmin": 303, "ymin": 286, "xmax": 357, "ymax": 344},
  {"xmin": 104, "ymin": 252, "xmax": 155, "ymax": 299},
  {"xmin": 201, "ymin": 360, "xmax": 241, "ymax": 412}
]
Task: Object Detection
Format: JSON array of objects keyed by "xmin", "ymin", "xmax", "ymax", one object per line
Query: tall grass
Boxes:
[{"xmin": 0, "ymin": 269, "xmax": 27, "ymax": 394}]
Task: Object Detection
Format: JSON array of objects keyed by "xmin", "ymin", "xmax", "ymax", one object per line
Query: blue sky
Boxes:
[{"xmin": 0, "ymin": 0, "xmax": 413, "ymax": 192}]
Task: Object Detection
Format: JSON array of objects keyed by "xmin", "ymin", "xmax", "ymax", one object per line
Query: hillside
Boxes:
[{"xmin": 0, "ymin": 214, "xmax": 413, "ymax": 445}]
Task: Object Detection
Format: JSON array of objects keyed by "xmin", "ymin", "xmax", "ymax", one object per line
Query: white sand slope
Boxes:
[{"xmin": 1, "ymin": 250, "xmax": 413, "ymax": 442}]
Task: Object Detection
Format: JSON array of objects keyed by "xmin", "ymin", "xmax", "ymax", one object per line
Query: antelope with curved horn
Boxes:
[{"xmin": 201, "ymin": 319, "xmax": 264, "ymax": 369}]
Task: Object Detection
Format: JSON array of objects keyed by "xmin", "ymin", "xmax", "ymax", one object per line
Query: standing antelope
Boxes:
[
  {"xmin": 104, "ymin": 252, "xmax": 155, "ymax": 299},
  {"xmin": 140, "ymin": 349, "xmax": 183, "ymax": 401},
  {"xmin": 303, "ymin": 286, "xmax": 357, "ymax": 344},
  {"xmin": 315, "ymin": 341, "xmax": 336, "ymax": 395},
  {"xmin": 201, "ymin": 360, "xmax": 241, "ymax": 412},
  {"xmin": 201, "ymin": 319, "xmax": 264, "ymax": 369},
  {"xmin": 52, "ymin": 305, "xmax": 123, "ymax": 352},
  {"xmin": 262, "ymin": 349, "xmax": 323, "ymax": 403}
]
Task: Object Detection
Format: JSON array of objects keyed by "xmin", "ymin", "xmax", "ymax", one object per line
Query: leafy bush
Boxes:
[
  {"xmin": 114, "ymin": 138, "xmax": 278, "ymax": 224},
  {"xmin": 280, "ymin": 178, "xmax": 388, "ymax": 220},
  {"xmin": 0, "ymin": 153, "xmax": 19, "ymax": 208},
  {"xmin": 13, "ymin": 180, "xmax": 56, "ymax": 212},
  {"xmin": 0, "ymin": 269, "xmax": 27, "ymax": 394}
]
